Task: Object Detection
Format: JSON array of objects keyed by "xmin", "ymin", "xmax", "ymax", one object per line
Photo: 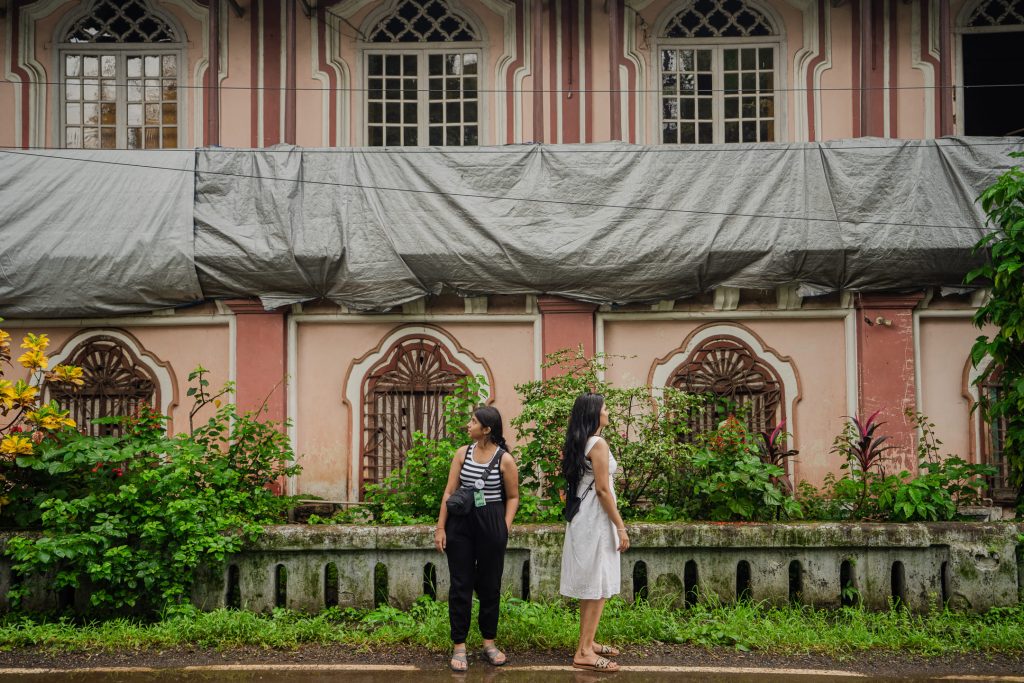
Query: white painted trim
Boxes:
[
  {"xmin": 0, "ymin": 315, "xmax": 229, "ymax": 327},
  {"xmin": 596, "ymin": 309, "xmax": 850, "ymax": 322},
  {"xmin": 910, "ymin": 0, "xmax": 938, "ymax": 138},
  {"xmin": 843, "ymin": 308, "xmax": 858, "ymax": 418},
  {"xmin": 965, "ymin": 354, "xmax": 993, "ymax": 462},
  {"xmin": 341, "ymin": 324, "xmax": 492, "ymax": 502},
  {"xmin": 44, "ymin": 328, "xmax": 175, "ymax": 419},
  {"xmin": 792, "ymin": 0, "xmax": 831, "ymax": 142},
  {"xmin": 913, "ymin": 307, "xmax": 922, "ymax": 437},
  {"xmin": 916, "ymin": 309, "xmax": 976, "ymax": 318},
  {"xmin": 622, "ymin": 7, "xmax": 647, "ymax": 142},
  {"xmin": 286, "ymin": 314, "xmax": 298, "ymax": 496},
  {"xmin": 532, "ymin": 317, "xmax": 542, "ymax": 381},
  {"xmin": 293, "ymin": 313, "xmax": 538, "ymax": 323},
  {"xmin": 309, "ymin": 12, "xmax": 335, "ymax": 146}
]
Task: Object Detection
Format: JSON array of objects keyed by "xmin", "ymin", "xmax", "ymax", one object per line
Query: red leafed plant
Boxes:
[
  {"xmin": 832, "ymin": 409, "xmax": 894, "ymax": 515},
  {"xmin": 757, "ymin": 419, "xmax": 799, "ymax": 492}
]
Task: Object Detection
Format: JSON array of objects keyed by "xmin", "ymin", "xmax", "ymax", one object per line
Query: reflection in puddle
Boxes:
[{"xmin": 0, "ymin": 668, "xmax": 974, "ymax": 683}]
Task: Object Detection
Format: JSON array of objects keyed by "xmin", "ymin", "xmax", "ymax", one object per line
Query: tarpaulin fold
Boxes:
[{"xmin": 2, "ymin": 138, "xmax": 1022, "ymax": 317}]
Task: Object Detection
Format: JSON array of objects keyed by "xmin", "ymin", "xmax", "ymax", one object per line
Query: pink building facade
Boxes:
[{"xmin": 1, "ymin": 0, "xmax": 1021, "ymax": 504}]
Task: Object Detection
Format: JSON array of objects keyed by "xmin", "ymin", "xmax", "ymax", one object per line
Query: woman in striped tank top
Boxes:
[{"xmin": 434, "ymin": 405, "xmax": 520, "ymax": 672}]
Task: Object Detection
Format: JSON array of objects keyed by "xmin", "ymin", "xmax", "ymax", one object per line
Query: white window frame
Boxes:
[
  {"xmin": 954, "ymin": 0, "xmax": 1024, "ymax": 136},
  {"xmin": 53, "ymin": 0, "xmax": 187, "ymax": 150},
  {"xmin": 654, "ymin": 36, "xmax": 783, "ymax": 145},
  {"xmin": 359, "ymin": 44, "xmax": 486, "ymax": 147}
]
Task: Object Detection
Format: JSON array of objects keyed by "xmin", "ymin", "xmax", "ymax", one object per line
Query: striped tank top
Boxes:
[{"xmin": 459, "ymin": 444, "xmax": 505, "ymax": 504}]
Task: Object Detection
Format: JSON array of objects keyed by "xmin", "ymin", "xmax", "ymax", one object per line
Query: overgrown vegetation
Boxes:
[
  {"xmin": 1, "ymin": 598, "xmax": 1022, "ymax": 656},
  {"xmin": 966, "ymin": 153, "xmax": 1024, "ymax": 511},
  {"xmin": 0, "ymin": 362, "xmax": 299, "ymax": 615}
]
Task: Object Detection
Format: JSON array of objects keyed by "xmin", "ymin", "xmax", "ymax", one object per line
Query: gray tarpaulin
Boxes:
[
  {"xmin": 3, "ymin": 138, "xmax": 1023, "ymax": 317},
  {"xmin": 0, "ymin": 149, "xmax": 201, "ymax": 317}
]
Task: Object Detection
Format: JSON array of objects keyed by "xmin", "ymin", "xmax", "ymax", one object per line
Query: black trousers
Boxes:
[{"xmin": 445, "ymin": 500, "xmax": 508, "ymax": 643}]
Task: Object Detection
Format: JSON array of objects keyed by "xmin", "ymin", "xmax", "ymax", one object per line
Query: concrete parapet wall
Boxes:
[{"xmin": 1, "ymin": 522, "xmax": 1021, "ymax": 613}]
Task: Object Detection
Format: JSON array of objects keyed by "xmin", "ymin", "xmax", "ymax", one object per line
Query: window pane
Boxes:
[
  {"xmin": 101, "ymin": 102, "xmax": 116, "ymax": 125},
  {"xmin": 697, "ymin": 122, "xmax": 711, "ymax": 143},
  {"xmin": 697, "ymin": 73, "xmax": 712, "ymax": 95},
  {"xmin": 463, "ymin": 125, "xmax": 477, "ymax": 145},
  {"xmin": 725, "ymin": 120, "xmax": 740, "ymax": 142},
  {"xmin": 463, "ymin": 53, "xmax": 478, "ymax": 74},
  {"xmin": 163, "ymin": 80, "xmax": 177, "ymax": 102},
  {"xmin": 662, "ymin": 73, "xmax": 678, "ymax": 95},
  {"xmin": 742, "ymin": 96, "xmax": 756, "ymax": 117},
  {"xmin": 446, "ymin": 126, "xmax": 460, "ymax": 146},
  {"xmin": 66, "ymin": 80, "xmax": 82, "ymax": 100},
  {"xmin": 680, "ymin": 122, "xmax": 695, "ymax": 143},
  {"xmin": 385, "ymin": 126, "xmax": 401, "ymax": 145},
  {"xmin": 128, "ymin": 104, "xmax": 143, "ymax": 126},
  {"xmin": 145, "ymin": 127, "xmax": 159, "ymax": 148},
  {"xmin": 101, "ymin": 55, "xmax": 116, "ymax": 78},
  {"xmin": 742, "ymin": 121, "xmax": 756, "ymax": 142},
  {"xmin": 65, "ymin": 127, "xmax": 82, "ymax": 148},
  {"xmin": 101, "ymin": 80, "xmax": 116, "ymax": 100},
  {"xmin": 128, "ymin": 79, "xmax": 143, "ymax": 102},
  {"xmin": 403, "ymin": 102, "xmax": 417, "ymax": 122},
  {"xmin": 724, "ymin": 97, "xmax": 738, "ymax": 118},
  {"xmin": 162, "ymin": 55, "xmax": 177, "ymax": 77},
  {"xmin": 83, "ymin": 127, "xmax": 100, "ymax": 149},
  {"xmin": 662, "ymin": 125, "xmax": 678, "ymax": 144},
  {"xmin": 429, "ymin": 54, "xmax": 443, "ymax": 75},
  {"xmin": 681, "ymin": 97, "xmax": 694, "ymax": 119},
  {"xmin": 405, "ymin": 127, "xmax": 417, "ymax": 146},
  {"xmin": 84, "ymin": 103, "xmax": 99, "ymax": 125},
  {"xmin": 759, "ymin": 72, "xmax": 773, "ymax": 91},
  {"xmin": 162, "ymin": 126, "xmax": 177, "ymax": 148},
  {"xmin": 145, "ymin": 55, "xmax": 160, "ymax": 77},
  {"xmin": 760, "ymin": 120, "xmax": 773, "ymax": 142},
  {"xmin": 663, "ymin": 98, "xmax": 679, "ymax": 120},
  {"xmin": 385, "ymin": 102, "xmax": 400, "ymax": 123},
  {"xmin": 429, "ymin": 127, "xmax": 443, "ymax": 145},
  {"xmin": 429, "ymin": 102, "xmax": 443, "ymax": 123},
  {"xmin": 66, "ymin": 55, "xmax": 81, "ymax": 77},
  {"xmin": 696, "ymin": 49, "xmax": 711, "ymax": 70},
  {"xmin": 403, "ymin": 54, "xmax": 416, "ymax": 74},
  {"xmin": 723, "ymin": 49, "xmax": 738, "ymax": 71},
  {"xmin": 385, "ymin": 54, "xmax": 401, "ymax": 75},
  {"xmin": 446, "ymin": 101, "xmax": 460, "ymax": 123},
  {"xmin": 724, "ymin": 72, "xmax": 738, "ymax": 93},
  {"xmin": 127, "ymin": 56, "xmax": 142, "ymax": 78},
  {"xmin": 759, "ymin": 97, "xmax": 774, "ymax": 117},
  {"xmin": 66, "ymin": 102, "xmax": 82, "ymax": 124},
  {"xmin": 464, "ymin": 101, "xmax": 477, "ymax": 123},
  {"xmin": 758, "ymin": 48, "xmax": 773, "ymax": 69},
  {"xmin": 162, "ymin": 102, "xmax": 177, "ymax": 124},
  {"xmin": 128, "ymin": 127, "xmax": 141, "ymax": 149},
  {"xmin": 368, "ymin": 126, "xmax": 384, "ymax": 146},
  {"xmin": 698, "ymin": 98, "xmax": 711, "ymax": 119},
  {"xmin": 368, "ymin": 102, "xmax": 383, "ymax": 123},
  {"xmin": 742, "ymin": 72, "xmax": 756, "ymax": 91},
  {"xmin": 146, "ymin": 103, "xmax": 160, "ymax": 124},
  {"xmin": 84, "ymin": 79, "xmax": 100, "ymax": 100},
  {"xmin": 741, "ymin": 48, "xmax": 755, "ymax": 69},
  {"xmin": 83, "ymin": 56, "xmax": 99, "ymax": 77},
  {"xmin": 100, "ymin": 127, "xmax": 116, "ymax": 149},
  {"xmin": 368, "ymin": 54, "xmax": 383, "ymax": 76}
]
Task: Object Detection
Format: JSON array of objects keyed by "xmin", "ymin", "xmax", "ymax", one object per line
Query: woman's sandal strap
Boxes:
[
  {"xmin": 449, "ymin": 650, "xmax": 468, "ymax": 672},
  {"xmin": 481, "ymin": 645, "xmax": 507, "ymax": 666}
]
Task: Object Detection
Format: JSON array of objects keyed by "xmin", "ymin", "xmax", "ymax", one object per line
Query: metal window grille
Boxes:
[
  {"xmin": 664, "ymin": 0, "xmax": 776, "ymax": 38},
  {"xmin": 369, "ymin": 0, "xmax": 478, "ymax": 42},
  {"xmin": 46, "ymin": 336, "xmax": 158, "ymax": 437},
  {"xmin": 982, "ymin": 371, "xmax": 1013, "ymax": 502},
  {"xmin": 65, "ymin": 0, "xmax": 178, "ymax": 43},
  {"xmin": 361, "ymin": 336, "xmax": 469, "ymax": 491},
  {"xmin": 668, "ymin": 337, "xmax": 782, "ymax": 439},
  {"xmin": 966, "ymin": 0, "xmax": 1024, "ymax": 27}
]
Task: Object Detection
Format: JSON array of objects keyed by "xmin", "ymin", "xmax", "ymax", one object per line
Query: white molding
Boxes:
[
  {"xmin": 776, "ymin": 284, "xmax": 802, "ymax": 310},
  {"xmin": 911, "ymin": 0, "xmax": 937, "ymax": 138},
  {"xmin": 341, "ymin": 325, "xmax": 492, "ymax": 502},
  {"xmin": 965, "ymin": 354, "xmax": 993, "ymax": 462},
  {"xmin": 622, "ymin": 6, "xmax": 646, "ymax": 142},
  {"xmin": 293, "ymin": 313, "xmax": 538, "ymax": 323},
  {"xmin": 7, "ymin": 0, "xmax": 66, "ymax": 148},
  {"xmin": 792, "ymin": 0, "xmax": 831, "ymax": 141},
  {"xmin": 597, "ymin": 309, "xmax": 850, "ymax": 322},
  {"xmin": 0, "ymin": 315, "xmax": 229, "ymax": 327},
  {"xmin": 286, "ymin": 314, "xmax": 298, "ymax": 496},
  {"xmin": 44, "ymin": 328, "xmax": 175, "ymax": 419},
  {"xmin": 464, "ymin": 296, "xmax": 488, "ymax": 314},
  {"xmin": 844, "ymin": 308, "xmax": 858, "ymax": 417}
]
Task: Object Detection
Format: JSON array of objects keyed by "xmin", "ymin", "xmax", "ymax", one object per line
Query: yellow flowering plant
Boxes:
[{"xmin": 0, "ymin": 320, "xmax": 84, "ymax": 503}]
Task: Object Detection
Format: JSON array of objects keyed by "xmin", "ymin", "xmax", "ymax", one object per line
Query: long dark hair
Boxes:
[
  {"xmin": 474, "ymin": 405, "xmax": 510, "ymax": 452},
  {"xmin": 561, "ymin": 393, "xmax": 604, "ymax": 488}
]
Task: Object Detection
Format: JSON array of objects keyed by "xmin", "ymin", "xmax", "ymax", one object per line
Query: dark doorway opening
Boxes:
[{"xmin": 962, "ymin": 32, "xmax": 1024, "ymax": 136}]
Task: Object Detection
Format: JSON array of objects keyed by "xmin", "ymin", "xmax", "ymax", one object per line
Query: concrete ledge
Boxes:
[{"xmin": 1, "ymin": 522, "xmax": 1020, "ymax": 614}]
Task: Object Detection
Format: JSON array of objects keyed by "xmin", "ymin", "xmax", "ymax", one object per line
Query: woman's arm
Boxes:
[
  {"xmin": 434, "ymin": 445, "xmax": 468, "ymax": 553},
  {"xmin": 588, "ymin": 438, "xmax": 630, "ymax": 552},
  {"xmin": 500, "ymin": 452, "xmax": 520, "ymax": 531}
]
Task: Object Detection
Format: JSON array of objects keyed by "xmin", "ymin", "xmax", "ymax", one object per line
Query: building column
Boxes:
[
  {"xmin": 537, "ymin": 296, "xmax": 598, "ymax": 379},
  {"xmin": 855, "ymin": 293, "xmax": 926, "ymax": 472},
  {"xmin": 226, "ymin": 299, "xmax": 288, "ymax": 492}
]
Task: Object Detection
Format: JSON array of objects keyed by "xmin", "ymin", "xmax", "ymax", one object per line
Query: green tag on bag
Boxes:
[{"xmin": 474, "ymin": 489, "xmax": 486, "ymax": 507}]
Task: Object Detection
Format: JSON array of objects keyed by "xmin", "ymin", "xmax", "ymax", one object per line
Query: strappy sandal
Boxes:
[
  {"xmin": 573, "ymin": 655, "xmax": 619, "ymax": 672},
  {"xmin": 449, "ymin": 649, "xmax": 468, "ymax": 672},
  {"xmin": 595, "ymin": 644, "xmax": 620, "ymax": 657},
  {"xmin": 481, "ymin": 644, "xmax": 507, "ymax": 666}
]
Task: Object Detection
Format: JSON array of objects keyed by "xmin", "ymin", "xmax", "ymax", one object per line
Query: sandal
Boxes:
[
  {"xmin": 573, "ymin": 655, "xmax": 619, "ymax": 672},
  {"xmin": 595, "ymin": 644, "xmax": 620, "ymax": 657},
  {"xmin": 449, "ymin": 649, "xmax": 468, "ymax": 672},
  {"xmin": 481, "ymin": 644, "xmax": 507, "ymax": 666}
]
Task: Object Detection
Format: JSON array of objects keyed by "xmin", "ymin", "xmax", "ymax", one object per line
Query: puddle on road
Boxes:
[{"xmin": 0, "ymin": 669, "xmax": 983, "ymax": 683}]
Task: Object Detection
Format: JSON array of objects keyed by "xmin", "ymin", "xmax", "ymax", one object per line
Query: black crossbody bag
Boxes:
[
  {"xmin": 446, "ymin": 446, "xmax": 504, "ymax": 516},
  {"xmin": 562, "ymin": 477, "xmax": 595, "ymax": 523}
]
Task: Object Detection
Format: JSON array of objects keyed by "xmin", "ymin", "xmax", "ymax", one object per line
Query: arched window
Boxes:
[
  {"xmin": 981, "ymin": 366, "xmax": 1012, "ymax": 501},
  {"xmin": 667, "ymin": 335, "xmax": 783, "ymax": 437},
  {"xmin": 59, "ymin": 0, "xmax": 184, "ymax": 149},
  {"xmin": 361, "ymin": 334, "xmax": 470, "ymax": 487},
  {"xmin": 656, "ymin": 0, "xmax": 781, "ymax": 144},
  {"xmin": 959, "ymin": 0, "xmax": 1024, "ymax": 136},
  {"xmin": 46, "ymin": 335, "xmax": 159, "ymax": 436},
  {"xmin": 362, "ymin": 0, "xmax": 482, "ymax": 146}
]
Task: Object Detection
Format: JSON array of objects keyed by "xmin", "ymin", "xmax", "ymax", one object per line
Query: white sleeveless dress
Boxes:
[{"xmin": 559, "ymin": 435, "xmax": 620, "ymax": 600}]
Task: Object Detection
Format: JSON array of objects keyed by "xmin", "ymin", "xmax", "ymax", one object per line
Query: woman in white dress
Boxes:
[{"xmin": 559, "ymin": 393, "xmax": 630, "ymax": 673}]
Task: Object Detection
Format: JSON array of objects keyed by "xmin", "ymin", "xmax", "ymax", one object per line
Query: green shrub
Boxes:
[{"xmin": 3, "ymin": 371, "xmax": 299, "ymax": 615}]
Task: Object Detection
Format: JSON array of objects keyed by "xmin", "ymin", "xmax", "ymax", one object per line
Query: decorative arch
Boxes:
[
  {"xmin": 343, "ymin": 325, "xmax": 493, "ymax": 500},
  {"xmin": 366, "ymin": 0, "xmax": 480, "ymax": 42},
  {"xmin": 955, "ymin": 0, "xmax": 1024, "ymax": 136},
  {"xmin": 962, "ymin": 0, "xmax": 1024, "ymax": 28},
  {"xmin": 656, "ymin": 0, "xmax": 780, "ymax": 38},
  {"xmin": 61, "ymin": 0, "xmax": 181, "ymax": 43},
  {"xmin": 44, "ymin": 329, "xmax": 177, "ymax": 435},
  {"xmin": 649, "ymin": 323, "xmax": 800, "ymax": 449}
]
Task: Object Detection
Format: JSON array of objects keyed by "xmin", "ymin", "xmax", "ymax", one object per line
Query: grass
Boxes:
[{"xmin": 1, "ymin": 597, "xmax": 1023, "ymax": 657}]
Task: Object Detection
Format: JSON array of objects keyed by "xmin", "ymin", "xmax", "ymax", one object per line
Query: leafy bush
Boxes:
[
  {"xmin": 966, "ymin": 154, "xmax": 1024, "ymax": 510},
  {"xmin": 3, "ymin": 371, "xmax": 299, "ymax": 615}
]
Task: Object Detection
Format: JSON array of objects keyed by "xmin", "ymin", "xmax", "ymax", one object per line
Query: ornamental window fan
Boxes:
[
  {"xmin": 361, "ymin": 336, "xmax": 469, "ymax": 492},
  {"xmin": 364, "ymin": 0, "xmax": 481, "ymax": 146},
  {"xmin": 60, "ymin": 0, "xmax": 182, "ymax": 149},
  {"xmin": 46, "ymin": 336, "xmax": 159, "ymax": 437},
  {"xmin": 667, "ymin": 337, "xmax": 782, "ymax": 438},
  {"xmin": 658, "ymin": 0, "xmax": 779, "ymax": 144}
]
